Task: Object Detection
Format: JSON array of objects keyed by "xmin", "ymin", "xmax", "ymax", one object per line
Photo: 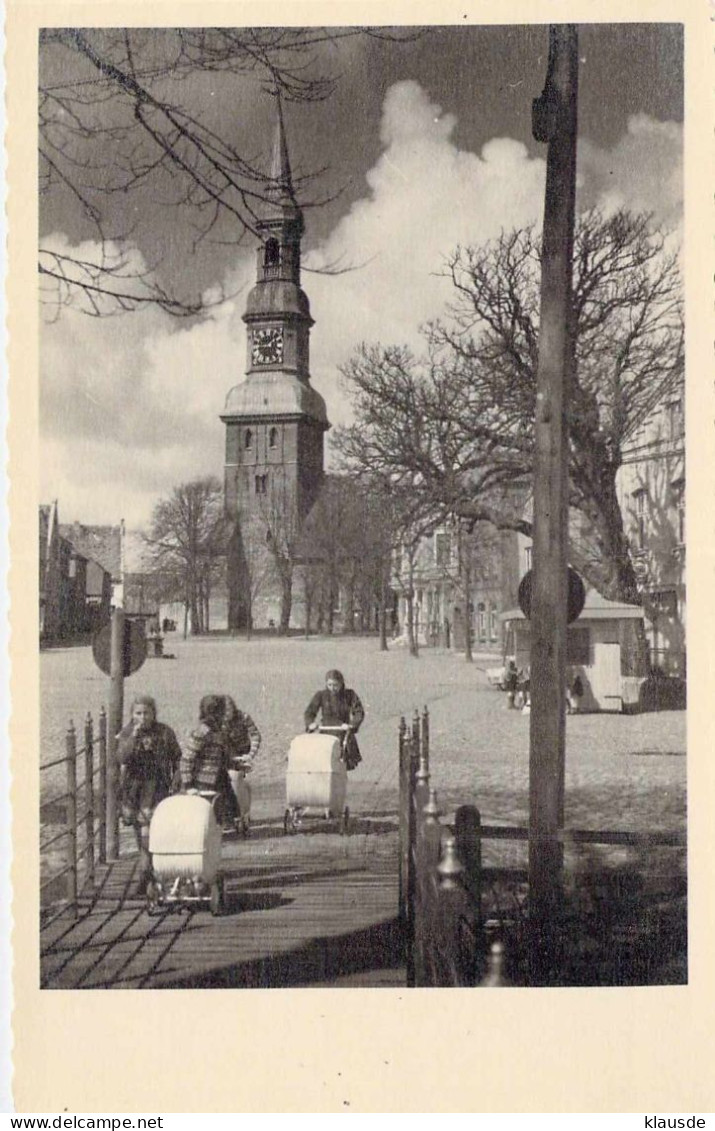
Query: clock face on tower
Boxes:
[{"xmin": 251, "ymin": 327, "xmax": 283, "ymax": 366}]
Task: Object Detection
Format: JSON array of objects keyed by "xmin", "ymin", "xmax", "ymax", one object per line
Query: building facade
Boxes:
[
  {"xmin": 617, "ymin": 382, "xmax": 685, "ymax": 674},
  {"xmin": 221, "ymin": 98, "xmax": 329, "ymax": 630},
  {"xmin": 40, "ymin": 505, "xmax": 113, "ymax": 641},
  {"xmin": 393, "ymin": 518, "xmax": 521, "ymax": 654}
]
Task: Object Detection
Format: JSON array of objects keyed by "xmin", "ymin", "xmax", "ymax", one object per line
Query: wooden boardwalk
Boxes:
[{"xmin": 40, "ymin": 813, "xmax": 405, "ymax": 990}]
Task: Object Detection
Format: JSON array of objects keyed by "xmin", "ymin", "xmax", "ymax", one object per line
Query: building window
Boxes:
[
  {"xmin": 435, "ymin": 532, "xmax": 451, "ymax": 568},
  {"xmin": 244, "ymin": 429, "xmax": 253, "ymax": 449},
  {"xmin": 476, "ymin": 602, "xmax": 487, "ymax": 641},
  {"xmin": 269, "ymin": 426, "xmax": 278, "ymax": 449},
  {"xmin": 632, "ymin": 488, "xmax": 646, "ymax": 550},
  {"xmin": 668, "ymin": 398, "xmax": 684, "ymax": 441},
  {"xmin": 671, "ymin": 477, "xmax": 685, "ymax": 544},
  {"xmin": 490, "ymin": 607, "xmax": 498, "ymax": 641},
  {"xmin": 264, "ymin": 238, "xmax": 280, "ymax": 268},
  {"xmin": 255, "ymin": 474, "xmax": 268, "ymax": 495},
  {"xmin": 566, "ymin": 626, "xmax": 590, "ymax": 666}
]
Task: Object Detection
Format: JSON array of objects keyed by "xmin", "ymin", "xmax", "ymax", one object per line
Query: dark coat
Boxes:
[
  {"xmin": 304, "ymin": 687, "xmax": 365, "ymax": 770},
  {"xmin": 117, "ymin": 721, "xmax": 182, "ymax": 823}
]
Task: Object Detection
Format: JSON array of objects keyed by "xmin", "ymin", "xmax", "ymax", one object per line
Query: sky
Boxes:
[{"xmin": 39, "ymin": 24, "xmax": 684, "ymax": 530}]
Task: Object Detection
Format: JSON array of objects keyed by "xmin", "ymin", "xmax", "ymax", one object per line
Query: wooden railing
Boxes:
[
  {"xmin": 399, "ymin": 709, "xmax": 687, "ymax": 987},
  {"xmin": 40, "ymin": 710, "xmax": 108, "ymax": 921}
]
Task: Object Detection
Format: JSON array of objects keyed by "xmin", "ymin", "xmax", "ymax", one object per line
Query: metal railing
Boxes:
[
  {"xmin": 399, "ymin": 709, "xmax": 686, "ymax": 987},
  {"xmin": 40, "ymin": 709, "xmax": 108, "ymax": 921}
]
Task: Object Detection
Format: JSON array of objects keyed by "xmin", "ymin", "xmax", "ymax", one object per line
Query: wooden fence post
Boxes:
[
  {"xmin": 454, "ymin": 804, "xmax": 482, "ymax": 931},
  {"xmin": 398, "ymin": 717, "xmax": 409, "ymax": 928},
  {"xmin": 416, "ymin": 790, "xmax": 443, "ymax": 986},
  {"xmin": 405, "ymin": 734, "xmax": 419, "ymax": 988},
  {"xmin": 98, "ymin": 708, "xmax": 107, "ymax": 865},
  {"xmin": 412, "ymin": 747, "xmax": 431, "ymax": 986},
  {"xmin": 65, "ymin": 721, "xmax": 78, "ymax": 917},
  {"xmin": 83, "ymin": 712, "xmax": 95, "ymax": 890}
]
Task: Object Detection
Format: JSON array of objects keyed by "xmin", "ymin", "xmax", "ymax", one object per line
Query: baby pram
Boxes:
[
  {"xmin": 145, "ymin": 791, "xmax": 226, "ymax": 915},
  {"xmin": 283, "ymin": 726, "xmax": 350, "ymax": 835}
]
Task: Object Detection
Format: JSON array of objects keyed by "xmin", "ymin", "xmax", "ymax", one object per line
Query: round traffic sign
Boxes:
[
  {"xmin": 517, "ymin": 567, "xmax": 586, "ymax": 624},
  {"xmin": 92, "ymin": 618, "xmax": 147, "ymax": 677}
]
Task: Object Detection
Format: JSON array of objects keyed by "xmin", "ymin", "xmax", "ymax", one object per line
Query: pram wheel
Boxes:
[
  {"xmin": 209, "ymin": 877, "xmax": 225, "ymax": 917},
  {"xmin": 340, "ymin": 806, "xmax": 350, "ymax": 837},
  {"xmin": 146, "ymin": 879, "xmax": 161, "ymax": 916}
]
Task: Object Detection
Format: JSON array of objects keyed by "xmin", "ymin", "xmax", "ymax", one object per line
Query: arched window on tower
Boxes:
[
  {"xmin": 269, "ymin": 426, "xmax": 278, "ymax": 449},
  {"xmin": 244, "ymin": 429, "xmax": 253, "ymax": 449},
  {"xmin": 264, "ymin": 238, "xmax": 280, "ymax": 268}
]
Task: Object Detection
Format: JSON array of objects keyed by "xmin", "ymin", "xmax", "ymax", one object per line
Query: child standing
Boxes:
[{"xmin": 117, "ymin": 695, "xmax": 182, "ymax": 896}]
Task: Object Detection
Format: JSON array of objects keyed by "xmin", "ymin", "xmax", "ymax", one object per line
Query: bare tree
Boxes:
[
  {"xmin": 144, "ymin": 475, "xmax": 225, "ymax": 635},
  {"xmin": 335, "ymin": 208, "xmax": 683, "ymax": 606},
  {"xmin": 39, "ymin": 26, "xmax": 419, "ymax": 315}
]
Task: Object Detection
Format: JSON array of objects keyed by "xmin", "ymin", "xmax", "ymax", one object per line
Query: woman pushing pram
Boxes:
[
  {"xmin": 304, "ymin": 669, "xmax": 365, "ymax": 771},
  {"xmin": 181, "ymin": 694, "xmax": 261, "ymax": 833}
]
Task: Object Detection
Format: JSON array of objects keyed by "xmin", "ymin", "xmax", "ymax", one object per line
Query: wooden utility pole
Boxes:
[
  {"xmin": 528, "ymin": 26, "xmax": 579, "ymax": 965},
  {"xmin": 106, "ymin": 519, "xmax": 126, "ymax": 859}
]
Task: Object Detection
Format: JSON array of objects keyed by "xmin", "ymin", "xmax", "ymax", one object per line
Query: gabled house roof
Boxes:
[{"xmin": 60, "ymin": 523, "xmax": 122, "ymax": 580}]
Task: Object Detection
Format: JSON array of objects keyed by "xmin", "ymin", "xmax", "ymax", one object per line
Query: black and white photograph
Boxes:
[
  {"xmin": 34, "ymin": 20, "xmax": 689, "ymax": 994},
  {"xmin": 9, "ymin": 4, "xmax": 715, "ymax": 1114}
]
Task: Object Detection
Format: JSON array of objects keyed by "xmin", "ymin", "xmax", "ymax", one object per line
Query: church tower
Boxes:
[{"xmin": 221, "ymin": 96, "xmax": 329, "ymax": 629}]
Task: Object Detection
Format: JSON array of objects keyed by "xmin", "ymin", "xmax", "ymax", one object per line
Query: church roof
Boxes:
[
  {"xmin": 263, "ymin": 91, "xmax": 302, "ymax": 225},
  {"xmin": 244, "ymin": 279, "xmax": 311, "ymax": 320},
  {"xmin": 222, "ymin": 371, "xmax": 328, "ymax": 425}
]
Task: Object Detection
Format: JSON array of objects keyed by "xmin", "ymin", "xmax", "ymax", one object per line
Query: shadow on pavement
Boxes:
[{"xmin": 154, "ymin": 914, "xmax": 405, "ymax": 989}]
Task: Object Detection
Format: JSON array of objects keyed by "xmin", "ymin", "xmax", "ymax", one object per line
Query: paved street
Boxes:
[{"xmin": 41, "ymin": 633, "xmax": 686, "ymax": 838}]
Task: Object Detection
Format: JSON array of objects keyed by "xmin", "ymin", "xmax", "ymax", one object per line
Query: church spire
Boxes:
[{"xmin": 266, "ymin": 89, "xmax": 302, "ymax": 225}]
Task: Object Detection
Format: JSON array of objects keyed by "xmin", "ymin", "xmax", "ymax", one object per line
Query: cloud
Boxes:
[
  {"xmin": 577, "ymin": 114, "xmax": 683, "ymax": 227},
  {"xmin": 40, "ymin": 236, "xmax": 255, "ymax": 525},
  {"xmin": 40, "ymin": 84, "xmax": 683, "ymax": 528}
]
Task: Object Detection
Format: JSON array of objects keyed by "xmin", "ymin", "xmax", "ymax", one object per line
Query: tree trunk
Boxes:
[
  {"xmin": 304, "ymin": 591, "xmax": 312, "ymax": 637},
  {"xmin": 378, "ymin": 565, "xmax": 388, "ymax": 652},
  {"xmin": 279, "ymin": 570, "xmax": 292, "ymax": 634},
  {"xmin": 462, "ymin": 540, "xmax": 474, "ymax": 663},
  {"xmin": 405, "ymin": 589, "xmax": 419, "ymax": 658}
]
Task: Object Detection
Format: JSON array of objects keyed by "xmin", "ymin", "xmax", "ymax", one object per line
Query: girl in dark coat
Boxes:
[
  {"xmin": 117, "ymin": 695, "xmax": 182, "ymax": 895},
  {"xmin": 304, "ymin": 669, "xmax": 365, "ymax": 770}
]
